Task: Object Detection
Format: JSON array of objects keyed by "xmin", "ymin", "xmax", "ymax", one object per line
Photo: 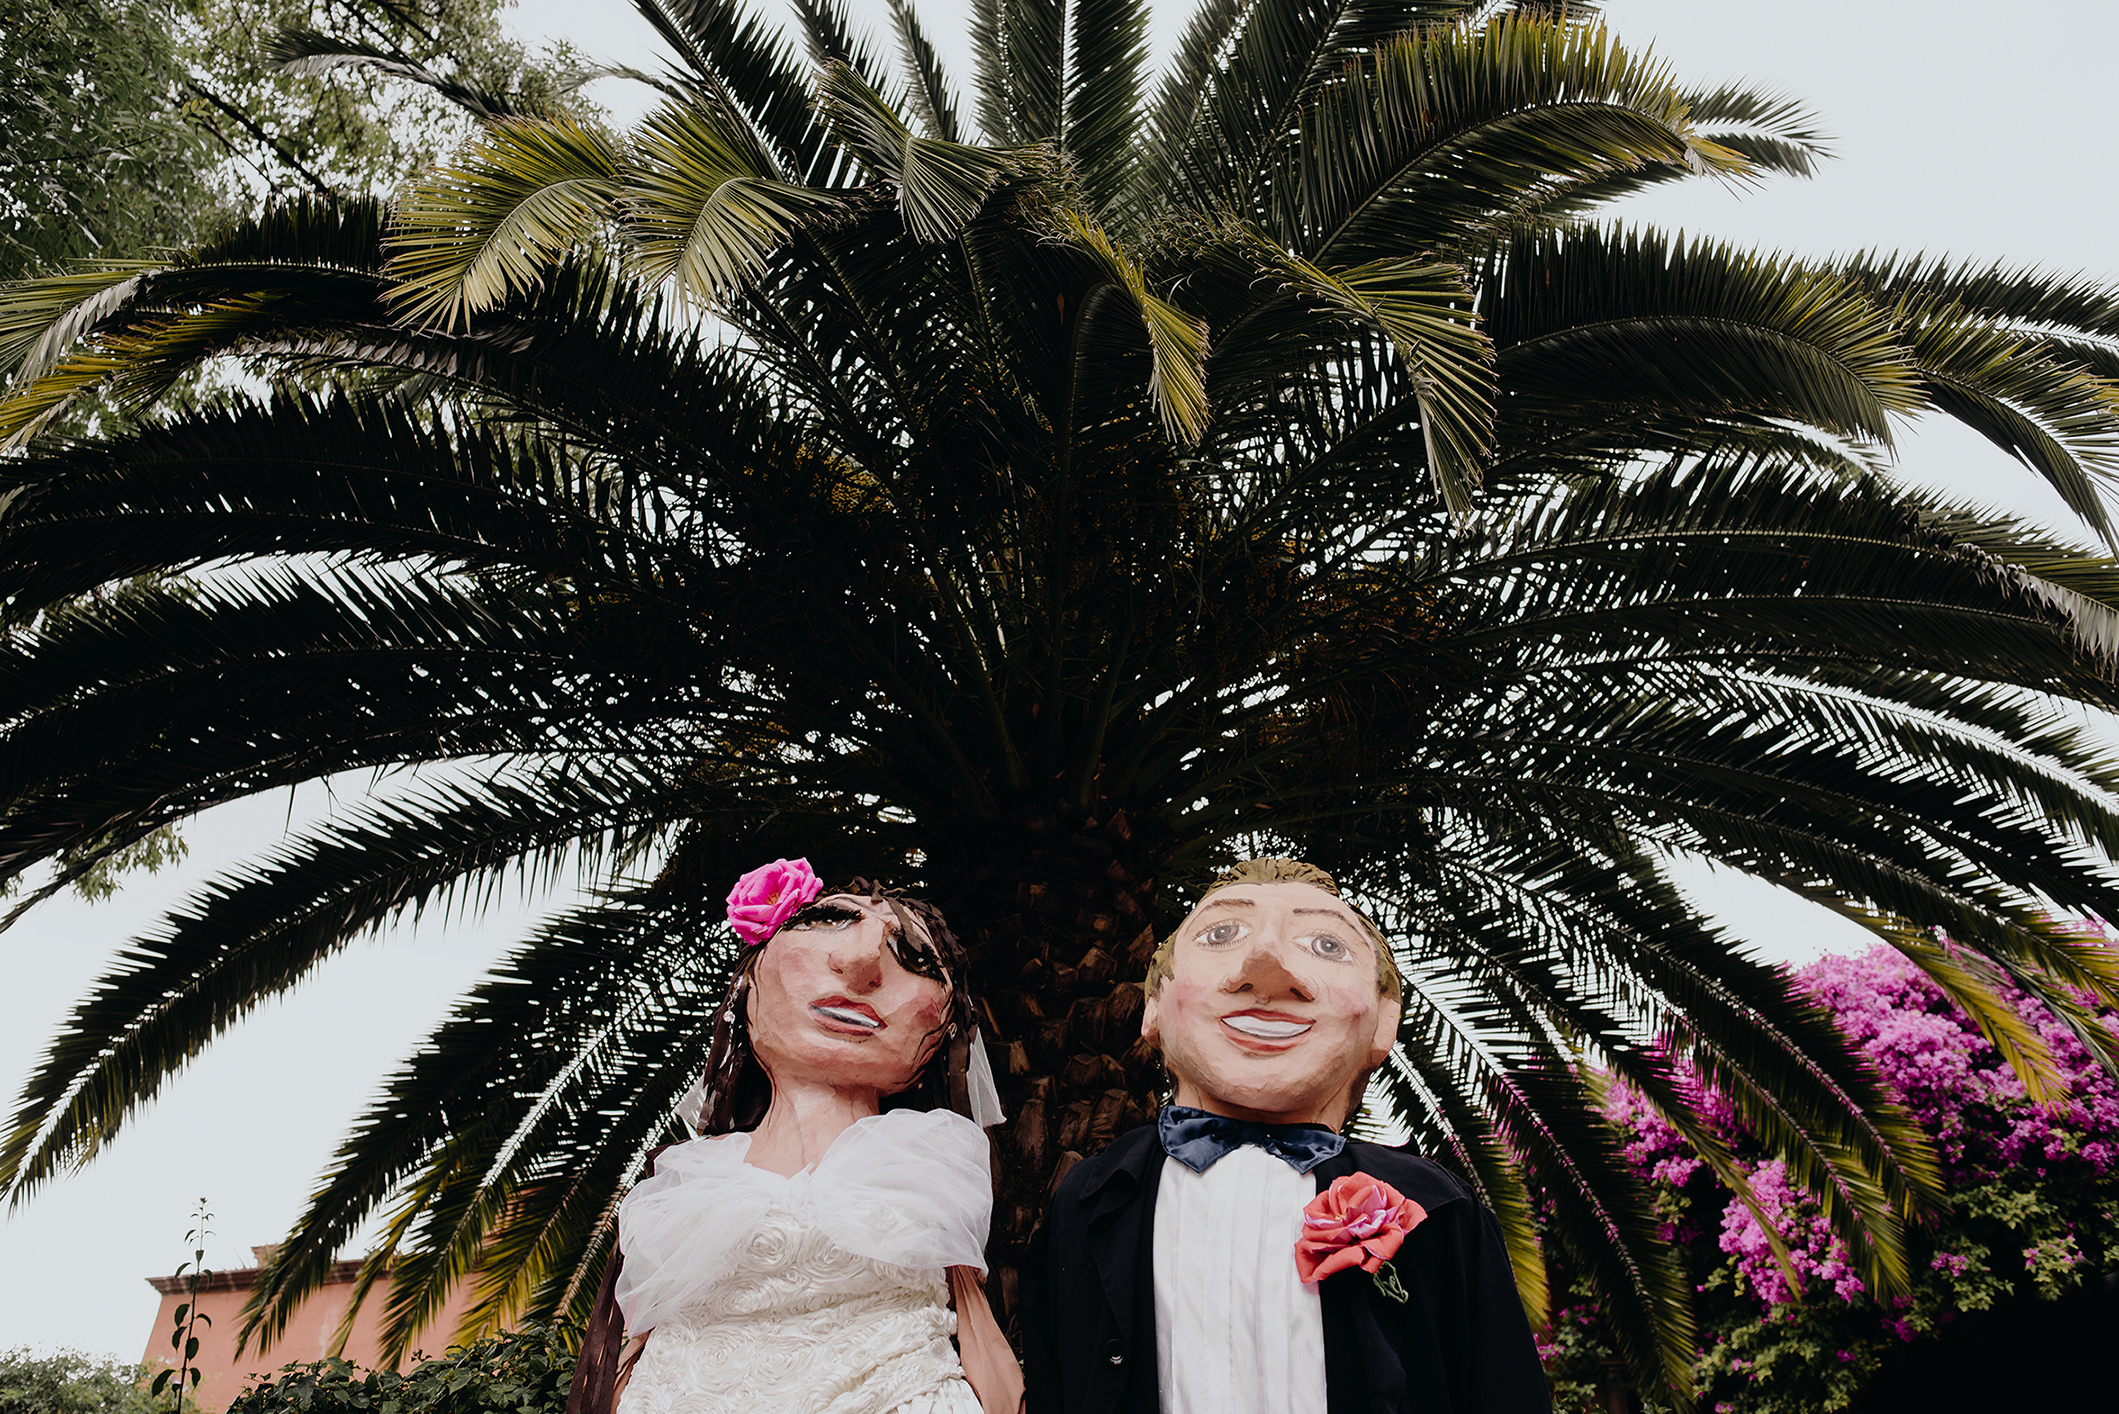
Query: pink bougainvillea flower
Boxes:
[
  {"xmin": 1295, "ymin": 1173, "xmax": 1426, "ymax": 1286},
  {"xmin": 726, "ymin": 858, "xmax": 823, "ymax": 945}
]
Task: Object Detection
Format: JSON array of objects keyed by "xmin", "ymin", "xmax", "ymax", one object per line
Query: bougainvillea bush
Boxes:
[{"xmin": 1542, "ymin": 942, "xmax": 2119, "ymax": 1413}]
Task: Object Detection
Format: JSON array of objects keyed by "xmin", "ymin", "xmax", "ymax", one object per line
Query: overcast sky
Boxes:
[{"xmin": 4, "ymin": 0, "xmax": 2114, "ymax": 1365}]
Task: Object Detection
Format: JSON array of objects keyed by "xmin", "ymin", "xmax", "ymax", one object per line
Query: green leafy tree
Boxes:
[
  {"xmin": 0, "ymin": 2, "xmax": 586, "ymax": 283},
  {"xmin": 176, "ymin": 0, "xmax": 595, "ymax": 204},
  {"xmin": 1, "ymin": 0, "xmax": 589, "ymax": 891},
  {"xmin": 0, "ymin": 1348, "xmax": 159, "ymax": 1414},
  {"xmin": 5, "ymin": 1, "xmax": 2119, "ymax": 1400},
  {"xmin": 0, "ymin": 0, "xmax": 225, "ymax": 280}
]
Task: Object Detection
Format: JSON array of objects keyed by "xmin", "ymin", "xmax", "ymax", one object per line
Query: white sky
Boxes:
[{"xmin": 4, "ymin": 0, "xmax": 2115, "ymax": 1363}]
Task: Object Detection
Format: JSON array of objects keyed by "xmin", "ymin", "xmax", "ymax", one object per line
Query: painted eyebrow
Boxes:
[
  {"xmin": 1292, "ymin": 907, "xmax": 1373, "ymax": 944},
  {"xmin": 1195, "ymin": 900, "xmax": 1367, "ymax": 932},
  {"xmin": 1196, "ymin": 900, "xmax": 1357, "ymax": 921}
]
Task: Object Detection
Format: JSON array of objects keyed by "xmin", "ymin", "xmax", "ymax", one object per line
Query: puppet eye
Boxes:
[
  {"xmin": 888, "ymin": 931, "xmax": 947, "ymax": 981},
  {"xmin": 785, "ymin": 903, "xmax": 861, "ymax": 931},
  {"xmin": 1303, "ymin": 932, "xmax": 1356, "ymax": 962},
  {"xmin": 1195, "ymin": 919, "xmax": 1247, "ymax": 947}
]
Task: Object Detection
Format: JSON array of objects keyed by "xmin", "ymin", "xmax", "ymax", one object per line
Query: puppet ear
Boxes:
[
  {"xmin": 1141, "ymin": 990, "xmax": 1163, "ymax": 1047},
  {"xmin": 1368, "ymin": 996, "xmax": 1401, "ymax": 1067}
]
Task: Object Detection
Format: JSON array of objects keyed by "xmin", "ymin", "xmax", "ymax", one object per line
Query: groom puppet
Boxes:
[{"xmin": 1021, "ymin": 859, "xmax": 1551, "ymax": 1414}]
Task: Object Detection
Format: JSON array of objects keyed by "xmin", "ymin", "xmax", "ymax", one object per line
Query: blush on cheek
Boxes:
[
  {"xmin": 1159, "ymin": 972, "xmax": 1211, "ymax": 1010},
  {"xmin": 898, "ymin": 975, "xmax": 950, "ymax": 1029},
  {"xmin": 891, "ymin": 988, "xmax": 950, "ymax": 1058}
]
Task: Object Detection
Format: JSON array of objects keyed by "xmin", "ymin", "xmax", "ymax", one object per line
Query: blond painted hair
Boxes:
[{"xmin": 1144, "ymin": 858, "xmax": 1405, "ymax": 1002}]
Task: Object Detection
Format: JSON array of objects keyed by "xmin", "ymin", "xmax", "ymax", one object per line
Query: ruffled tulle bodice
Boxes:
[{"xmin": 612, "ymin": 1109, "xmax": 992, "ymax": 1414}]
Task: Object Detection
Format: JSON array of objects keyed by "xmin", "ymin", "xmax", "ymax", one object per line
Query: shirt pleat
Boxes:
[{"xmin": 1152, "ymin": 1146, "xmax": 1327, "ymax": 1414}]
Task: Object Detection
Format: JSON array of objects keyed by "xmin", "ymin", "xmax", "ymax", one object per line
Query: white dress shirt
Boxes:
[{"xmin": 1151, "ymin": 1144, "xmax": 1329, "ymax": 1414}]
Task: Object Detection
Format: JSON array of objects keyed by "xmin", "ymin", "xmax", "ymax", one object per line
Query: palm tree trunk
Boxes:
[{"xmin": 936, "ymin": 804, "xmax": 1171, "ymax": 1333}]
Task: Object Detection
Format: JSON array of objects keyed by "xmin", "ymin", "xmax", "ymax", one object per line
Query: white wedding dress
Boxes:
[{"xmin": 613, "ymin": 1108, "xmax": 991, "ymax": 1414}]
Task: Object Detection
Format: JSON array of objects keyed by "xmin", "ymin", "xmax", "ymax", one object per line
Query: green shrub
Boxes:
[
  {"xmin": 223, "ymin": 1327, "xmax": 573, "ymax": 1414},
  {"xmin": 0, "ymin": 1348, "xmax": 159, "ymax": 1414}
]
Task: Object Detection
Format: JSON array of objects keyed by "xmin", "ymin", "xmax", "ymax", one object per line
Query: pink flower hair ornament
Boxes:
[
  {"xmin": 726, "ymin": 858, "xmax": 824, "ymax": 946},
  {"xmin": 1295, "ymin": 1173, "xmax": 1427, "ymax": 1303}
]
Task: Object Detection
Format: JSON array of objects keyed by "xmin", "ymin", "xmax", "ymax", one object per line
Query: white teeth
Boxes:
[
  {"xmin": 1223, "ymin": 1015, "xmax": 1312, "ymax": 1040},
  {"xmin": 813, "ymin": 1005, "xmax": 881, "ymax": 1029}
]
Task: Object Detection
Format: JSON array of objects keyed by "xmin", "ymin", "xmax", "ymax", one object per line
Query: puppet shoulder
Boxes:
[
  {"xmin": 1341, "ymin": 1140, "xmax": 1478, "ymax": 1215},
  {"xmin": 1051, "ymin": 1120, "xmax": 1163, "ymax": 1212}
]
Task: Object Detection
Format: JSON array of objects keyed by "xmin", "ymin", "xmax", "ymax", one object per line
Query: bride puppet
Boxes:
[{"xmin": 567, "ymin": 859, "xmax": 1022, "ymax": 1414}]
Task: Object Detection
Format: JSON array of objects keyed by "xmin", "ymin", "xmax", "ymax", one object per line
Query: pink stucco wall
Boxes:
[{"xmin": 141, "ymin": 1250, "xmax": 484, "ymax": 1411}]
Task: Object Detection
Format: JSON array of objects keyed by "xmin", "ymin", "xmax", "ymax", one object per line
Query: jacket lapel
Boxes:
[
  {"xmin": 1312, "ymin": 1148, "xmax": 1407, "ymax": 1414},
  {"xmin": 1077, "ymin": 1127, "xmax": 1166, "ymax": 1413}
]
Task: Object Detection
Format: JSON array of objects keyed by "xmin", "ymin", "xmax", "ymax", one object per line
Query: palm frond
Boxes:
[
  {"xmin": 889, "ymin": 0, "xmax": 964, "ymax": 142},
  {"xmin": 1062, "ymin": 0, "xmax": 1151, "ymax": 213},
  {"xmin": 1683, "ymin": 83, "xmax": 1831, "ymax": 179},
  {"xmin": 1054, "ymin": 211, "xmax": 1210, "ymax": 443},
  {"xmin": 265, "ymin": 28, "xmax": 527, "ymax": 120},
  {"xmin": 1265, "ymin": 251, "xmax": 1494, "ymax": 514},
  {"xmin": 1837, "ymin": 251, "xmax": 2119, "ymax": 344},
  {"xmin": 1368, "ymin": 1052, "xmax": 1549, "ymax": 1323},
  {"xmin": 0, "ymin": 767, "xmax": 665, "ymax": 1207},
  {"xmin": 815, "ymin": 63, "xmax": 1020, "ymax": 243},
  {"xmin": 971, "ymin": 0, "xmax": 1064, "ymax": 145},
  {"xmin": 625, "ymin": 101, "xmax": 842, "ymax": 304},
  {"xmin": 1893, "ymin": 294, "xmax": 2119, "ymax": 547},
  {"xmin": 1287, "ymin": 17, "xmax": 1748, "ymax": 261},
  {"xmin": 240, "ymin": 891, "xmax": 715, "ymax": 1354},
  {"xmin": 1163, "ymin": 0, "xmax": 1440, "ymax": 220},
  {"xmin": 387, "ymin": 120, "xmax": 625, "ymax": 328},
  {"xmin": 0, "ymin": 199, "xmax": 391, "ymax": 442},
  {"xmin": 1491, "ymin": 226, "xmax": 1919, "ymax": 447},
  {"xmin": 1477, "ymin": 81, "xmax": 1830, "ymax": 235},
  {"xmin": 1132, "ymin": 0, "xmax": 1247, "ymax": 221},
  {"xmin": 630, "ymin": 0, "xmax": 827, "ymax": 179},
  {"xmin": 1499, "ymin": 1061, "xmax": 1699, "ymax": 1403},
  {"xmin": 786, "ymin": 0, "xmax": 891, "ymax": 87},
  {"xmin": 0, "ymin": 392, "xmax": 669, "ymax": 612},
  {"xmin": 0, "ymin": 264, "xmax": 155, "ymax": 382}
]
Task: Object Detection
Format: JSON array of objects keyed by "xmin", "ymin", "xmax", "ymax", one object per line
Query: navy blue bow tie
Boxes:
[{"xmin": 1157, "ymin": 1104, "xmax": 1347, "ymax": 1175}]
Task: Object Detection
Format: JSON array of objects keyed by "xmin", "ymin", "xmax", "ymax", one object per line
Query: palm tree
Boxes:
[{"xmin": 6, "ymin": 0, "xmax": 2119, "ymax": 1398}]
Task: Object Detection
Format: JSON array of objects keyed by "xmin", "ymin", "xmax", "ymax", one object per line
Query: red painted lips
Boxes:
[
  {"xmin": 810, "ymin": 996, "xmax": 884, "ymax": 1032},
  {"xmin": 1221, "ymin": 1008, "xmax": 1315, "ymax": 1043}
]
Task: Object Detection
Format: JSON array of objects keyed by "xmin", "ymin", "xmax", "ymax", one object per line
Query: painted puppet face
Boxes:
[
  {"xmin": 1142, "ymin": 881, "xmax": 1400, "ymax": 1129},
  {"xmin": 746, "ymin": 893, "xmax": 952, "ymax": 1101}
]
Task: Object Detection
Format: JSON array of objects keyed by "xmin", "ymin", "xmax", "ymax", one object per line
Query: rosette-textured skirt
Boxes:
[{"xmin": 617, "ymin": 1206, "xmax": 982, "ymax": 1414}]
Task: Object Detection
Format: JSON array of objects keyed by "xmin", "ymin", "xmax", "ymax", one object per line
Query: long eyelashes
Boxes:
[
  {"xmin": 785, "ymin": 902, "xmax": 948, "ymax": 982},
  {"xmin": 889, "ymin": 934, "xmax": 948, "ymax": 982},
  {"xmin": 785, "ymin": 902, "xmax": 863, "ymax": 930}
]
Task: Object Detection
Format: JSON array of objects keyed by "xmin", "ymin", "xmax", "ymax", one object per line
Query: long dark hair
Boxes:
[{"xmin": 691, "ymin": 879, "xmax": 981, "ymax": 1135}]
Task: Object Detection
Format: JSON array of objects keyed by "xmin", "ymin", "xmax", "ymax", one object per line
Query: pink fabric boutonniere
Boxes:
[
  {"xmin": 1296, "ymin": 1173, "xmax": 1427, "ymax": 1303},
  {"xmin": 726, "ymin": 858, "xmax": 823, "ymax": 945}
]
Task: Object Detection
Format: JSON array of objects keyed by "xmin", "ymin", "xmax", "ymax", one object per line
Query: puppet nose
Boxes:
[
  {"xmin": 829, "ymin": 922, "xmax": 888, "ymax": 991},
  {"xmin": 1226, "ymin": 942, "xmax": 1311, "ymax": 1001}
]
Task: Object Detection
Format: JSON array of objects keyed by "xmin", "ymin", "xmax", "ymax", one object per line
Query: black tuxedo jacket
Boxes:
[{"xmin": 1020, "ymin": 1123, "xmax": 1552, "ymax": 1414}]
